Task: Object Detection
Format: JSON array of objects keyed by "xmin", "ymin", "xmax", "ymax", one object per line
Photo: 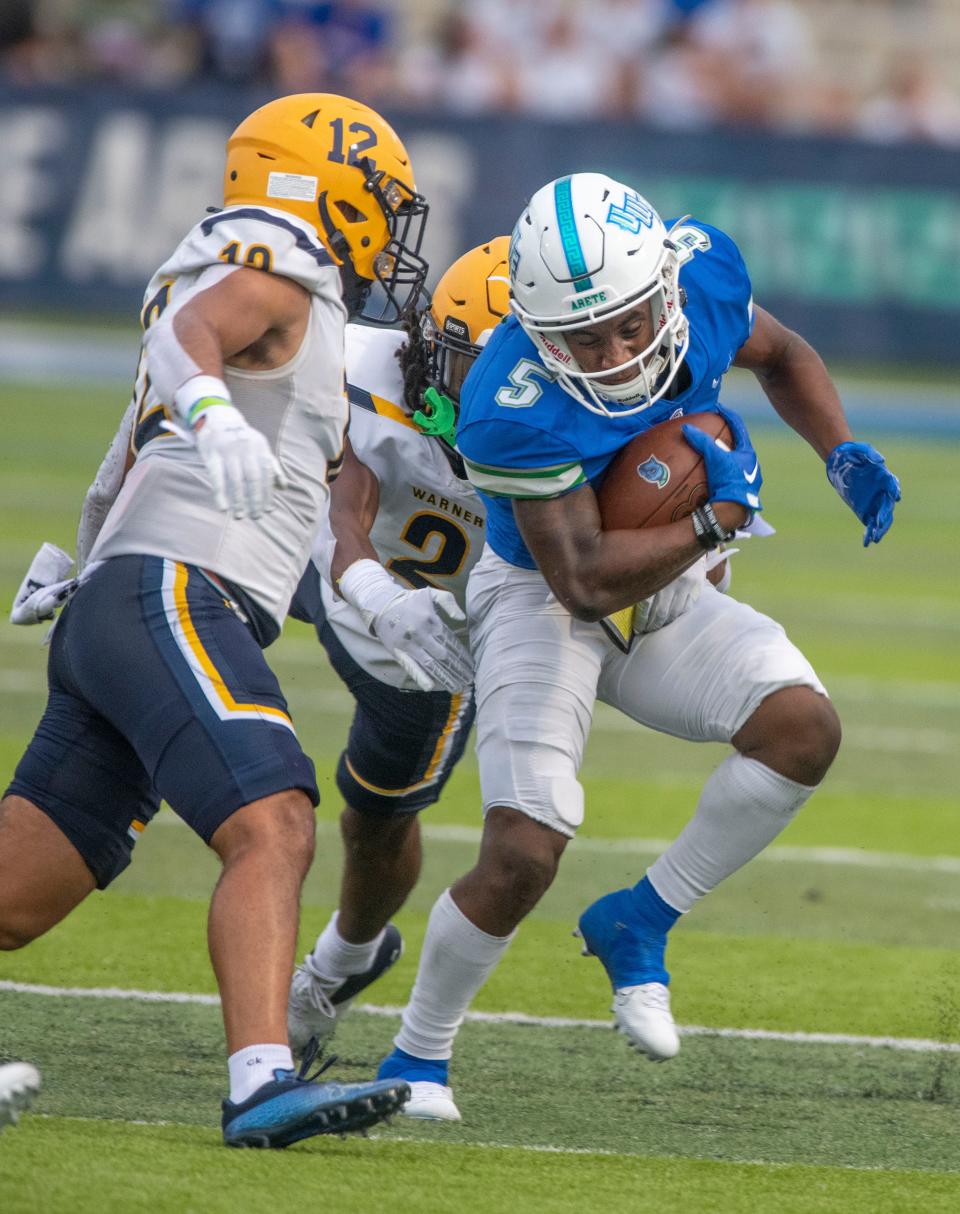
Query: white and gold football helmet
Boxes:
[
  {"xmin": 424, "ymin": 235, "xmax": 511, "ymax": 402},
  {"xmin": 402, "ymin": 237, "xmax": 510, "ymax": 471}
]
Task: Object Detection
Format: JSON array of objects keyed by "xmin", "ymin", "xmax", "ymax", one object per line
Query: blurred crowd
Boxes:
[{"xmin": 2, "ymin": 0, "xmax": 960, "ymax": 146}]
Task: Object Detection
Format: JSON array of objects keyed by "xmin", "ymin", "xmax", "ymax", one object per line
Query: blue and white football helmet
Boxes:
[{"xmin": 509, "ymin": 173, "xmax": 689, "ymax": 416}]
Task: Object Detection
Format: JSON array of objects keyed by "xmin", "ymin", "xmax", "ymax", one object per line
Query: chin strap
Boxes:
[{"xmin": 413, "ymin": 387, "xmax": 458, "ymax": 448}]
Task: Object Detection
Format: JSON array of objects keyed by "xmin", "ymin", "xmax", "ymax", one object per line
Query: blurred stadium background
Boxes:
[{"xmin": 1, "ymin": 3, "xmax": 959, "ymax": 1212}]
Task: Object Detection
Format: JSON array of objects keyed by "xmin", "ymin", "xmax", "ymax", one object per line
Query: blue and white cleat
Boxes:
[
  {"xmin": 222, "ymin": 1042, "xmax": 409, "ymax": 1148},
  {"xmin": 0, "ymin": 1062, "xmax": 41, "ymax": 1131},
  {"xmin": 288, "ymin": 925, "xmax": 404, "ymax": 1057},
  {"xmin": 577, "ymin": 887, "xmax": 680, "ymax": 1062},
  {"xmin": 377, "ymin": 1047, "xmax": 461, "ymax": 1122}
]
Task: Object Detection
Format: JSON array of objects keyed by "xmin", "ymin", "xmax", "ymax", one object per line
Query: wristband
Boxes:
[
  {"xmin": 691, "ymin": 503, "xmax": 737, "ymax": 551},
  {"xmin": 336, "ymin": 558, "xmax": 401, "ymax": 631},
  {"xmin": 173, "ymin": 374, "xmax": 233, "ymax": 426}
]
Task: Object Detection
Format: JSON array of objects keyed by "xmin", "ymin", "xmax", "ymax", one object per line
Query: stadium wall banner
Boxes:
[{"xmin": 1, "ymin": 85, "xmax": 958, "ymax": 366}]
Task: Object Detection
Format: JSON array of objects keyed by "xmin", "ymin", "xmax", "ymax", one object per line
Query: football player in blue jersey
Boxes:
[{"xmin": 376, "ymin": 172, "xmax": 900, "ymax": 1120}]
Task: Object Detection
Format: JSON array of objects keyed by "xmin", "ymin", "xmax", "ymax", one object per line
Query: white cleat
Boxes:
[
  {"xmin": 400, "ymin": 1081, "xmax": 462, "ymax": 1122},
  {"xmin": 612, "ymin": 983, "xmax": 681, "ymax": 1061},
  {"xmin": 287, "ymin": 963, "xmax": 339, "ymax": 1056},
  {"xmin": 288, "ymin": 926, "xmax": 404, "ymax": 1057},
  {"xmin": 0, "ymin": 1062, "xmax": 41, "ymax": 1131}
]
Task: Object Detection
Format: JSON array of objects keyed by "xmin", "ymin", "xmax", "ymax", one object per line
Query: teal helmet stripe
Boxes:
[{"xmin": 553, "ymin": 177, "xmax": 594, "ymax": 292}]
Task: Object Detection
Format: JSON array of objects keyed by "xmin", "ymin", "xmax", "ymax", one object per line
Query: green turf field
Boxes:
[{"xmin": 1, "ymin": 380, "xmax": 958, "ymax": 1212}]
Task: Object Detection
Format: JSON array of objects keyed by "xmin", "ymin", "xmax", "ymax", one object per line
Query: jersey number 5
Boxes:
[
  {"xmin": 386, "ymin": 512, "xmax": 469, "ymax": 590},
  {"xmin": 495, "ymin": 358, "xmax": 553, "ymax": 408}
]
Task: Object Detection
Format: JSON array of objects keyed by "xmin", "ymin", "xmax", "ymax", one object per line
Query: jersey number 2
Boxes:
[{"xmin": 387, "ymin": 512, "xmax": 469, "ymax": 590}]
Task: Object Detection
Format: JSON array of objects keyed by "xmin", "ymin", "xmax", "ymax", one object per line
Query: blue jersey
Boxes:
[{"xmin": 457, "ymin": 219, "xmax": 754, "ymax": 568}]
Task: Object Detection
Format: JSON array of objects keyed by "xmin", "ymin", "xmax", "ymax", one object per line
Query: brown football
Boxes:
[{"xmin": 597, "ymin": 412, "xmax": 733, "ymax": 530}]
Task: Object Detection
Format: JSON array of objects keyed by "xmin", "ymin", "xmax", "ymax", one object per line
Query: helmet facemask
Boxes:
[
  {"xmin": 413, "ymin": 308, "xmax": 471, "ymax": 470},
  {"xmin": 509, "ymin": 174, "xmax": 691, "ymax": 418},
  {"xmin": 520, "ymin": 241, "xmax": 688, "ymax": 418},
  {"xmin": 319, "ymin": 157, "xmax": 428, "ymax": 325},
  {"xmin": 421, "ymin": 309, "xmax": 483, "ymax": 405}
]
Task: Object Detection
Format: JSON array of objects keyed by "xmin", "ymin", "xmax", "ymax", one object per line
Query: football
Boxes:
[{"xmin": 597, "ymin": 412, "xmax": 733, "ymax": 531}]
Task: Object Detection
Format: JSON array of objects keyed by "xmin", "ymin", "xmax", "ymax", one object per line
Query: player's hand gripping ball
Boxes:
[{"xmin": 597, "ymin": 412, "xmax": 734, "ymax": 530}]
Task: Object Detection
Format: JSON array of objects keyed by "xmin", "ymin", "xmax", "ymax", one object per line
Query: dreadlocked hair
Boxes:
[{"xmin": 396, "ymin": 307, "xmax": 432, "ymax": 414}]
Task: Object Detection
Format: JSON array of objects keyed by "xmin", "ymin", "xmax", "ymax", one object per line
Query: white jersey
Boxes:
[
  {"xmin": 317, "ymin": 324, "xmax": 486, "ymax": 688},
  {"xmin": 89, "ymin": 205, "xmax": 349, "ymax": 630}
]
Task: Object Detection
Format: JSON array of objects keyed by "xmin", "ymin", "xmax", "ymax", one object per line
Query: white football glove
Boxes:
[
  {"xmin": 634, "ymin": 559, "xmax": 706, "ymax": 634},
  {"xmin": 162, "ymin": 404, "xmax": 286, "ymax": 519},
  {"xmin": 11, "ymin": 543, "xmax": 77, "ymax": 625},
  {"xmin": 338, "ymin": 559, "xmax": 474, "ymax": 693}
]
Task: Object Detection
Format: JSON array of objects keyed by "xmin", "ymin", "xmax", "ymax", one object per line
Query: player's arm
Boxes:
[
  {"xmin": 326, "ymin": 438, "xmax": 381, "ymax": 585},
  {"xmin": 157, "ymin": 265, "xmax": 311, "ymax": 373},
  {"xmin": 513, "ymin": 487, "xmax": 746, "ymax": 623},
  {"xmin": 326, "ymin": 438, "xmax": 473, "ymax": 694},
  {"xmin": 733, "ymin": 305, "xmax": 850, "ymax": 458},
  {"xmin": 734, "ymin": 305, "xmax": 900, "ymax": 545},
  {"xmin": 146, "ymin": 267, "xmax": 311, "ymax": 519}
]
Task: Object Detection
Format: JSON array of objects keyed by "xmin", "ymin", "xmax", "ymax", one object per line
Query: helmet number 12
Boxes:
[
  {"xmin": 328, "ymin": 118, "xmax": 378, "ymax": 169},
  {"xmin": 494, "ymin": 358, "xmax": 554, "ymax": 409}
]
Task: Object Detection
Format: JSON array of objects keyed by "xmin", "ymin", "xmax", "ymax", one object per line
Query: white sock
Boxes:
[
  {"xmin": 228, "ymin": 1043, "xmax": 293, "ymax": 1104},
  {"xmin": 647, "ymin": 753, "xmax": 816, "ymax": 913},
  {"xmin": 394, "ymin": 888, "xmax": 514, "ymax": 1061},
  {"xmin": 306, "ymin": 911, "xmax": 384, "ymax": 984}
]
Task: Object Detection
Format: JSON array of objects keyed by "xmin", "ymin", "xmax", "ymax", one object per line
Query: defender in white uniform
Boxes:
[
  {"xmin": 285, "ymin": 244, "xmax": 510, "ymax": 1108},
  {"xmin": 0, "ymin": 93, "xmax": 430, "ymax": 1149}
]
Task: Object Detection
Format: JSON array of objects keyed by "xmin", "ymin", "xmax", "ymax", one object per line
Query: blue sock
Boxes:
[
  {"xmin": 578, "ymin": 877, "xmax": 681, "ymax": 989},
  {"xmin": 377, "ymin": 1046, "xmax": 448, "ymax": 1085},
  {"xmin": 630, "ymin": 875, "xmax": 682, "ymax": 933}
]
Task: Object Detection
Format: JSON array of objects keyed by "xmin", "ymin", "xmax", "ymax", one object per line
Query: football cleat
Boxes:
[
  {"xmin": 0, "ymin": 1062, "xmax": 41, "ymax": 1131},
  {"xmin": 377, "ymin": 1048, "xmax": 461, "ymax": 1122},
  {"xmin": 612, "ymin": 984, "xmax": 680, "ymax": 1062},
  {"xmin": 288, "ymin": 924, "xmax": 403, "ymax": 1057},
  {"xmin": 402, "ymin": 1081, "xmax": 462, "ymax": 1122},
  {"xmin": 222, "ymin": 1041, "xmax": 409, "ymax": 1149},
  {"xmin": 577, "ymin": 888, "xmax": 680, "ymax": 1062}
]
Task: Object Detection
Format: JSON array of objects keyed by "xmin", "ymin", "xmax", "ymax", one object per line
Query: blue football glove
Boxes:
[
  {"xmin": 825, "ymin": 441, "xmax": 901, "ymax": 547},
  {"xmin": 683, "ymin": 406, "xmax": 762, "ymax": 515}
]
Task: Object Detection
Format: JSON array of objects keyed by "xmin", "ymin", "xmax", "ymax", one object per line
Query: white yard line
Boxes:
[
  {"xmin": 142, "ymin": 812, "xmax": 960, "ymax": 874},
  {"xmin": 28, "ymin": 1112, "xmax": 906, "ymax": 1172},
  {"xmin": 434, "ymin": 826, "xmax": 960, "ymax": 873},
  {"xmin": 3, "ymin": 979, "xmax": 958, "ymax": 1055}
]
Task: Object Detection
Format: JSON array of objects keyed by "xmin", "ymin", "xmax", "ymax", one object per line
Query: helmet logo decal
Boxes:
[
  {"xmin": 443, "ymin": 317, "xmax": 469, "ymax": 340},
  {"xmin": 606, "ymin": 191, "xmax": 655, "ymax": 234},
  {"xmin": 571, "ymin": 289, "xmax": 608, "ymax": 310},
  {"xmin": 539, "ymin": 336, "xmax": 571, "ymax": 364},
  {"xmin": 553, "ymin": 177, "xmax": 594, "ymax": 291},
  {"xmin": 636, "ymin": 455, "xmax": 670, "ymax": 488},
  {"xmin": 267, "ymin": 171, "xmax": 318, "ymax": 202}
]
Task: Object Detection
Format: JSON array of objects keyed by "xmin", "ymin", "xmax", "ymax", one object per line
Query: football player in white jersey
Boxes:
[
  {"xmin": 0, "ymin": 93, "xmax": 430, "ymax": 1148},
  {"xmin": 284, "ymin": 241, "xmax": 510, "ymax": 1080}
]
